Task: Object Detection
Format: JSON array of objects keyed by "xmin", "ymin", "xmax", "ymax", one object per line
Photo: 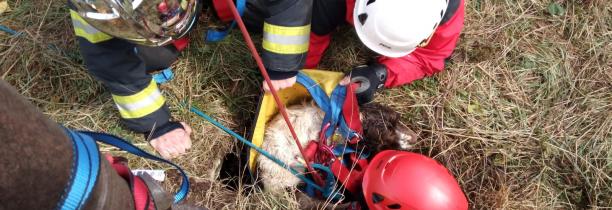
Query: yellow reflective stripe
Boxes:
[
  {"xmin": 70, "ymin": 10, "xmax": 112, "ymax": 43},
  {"xmin": 112, "ymin": 80, "xmax": 166, "ymax": 119},
  {"xmin": 262, "ymin": 23, "xmax": 310, "ymax": 54},
  {"xmin": 263, "ymin": 23, "xmax": 310, "ymax": 36},
  {"xmin": 112, "ymin": 80, "xmax": 159, "ymax": 104},
  {"xmin": 117, "ymin": 96, "xmax": 165, "ymax": 119},
  {"xmin": 262, "ymin": 41, "xmax": 309, "ymax": 54},
  {"xmin": 74, "ymin": 28, "xmax": 113, "ymax": 44}
]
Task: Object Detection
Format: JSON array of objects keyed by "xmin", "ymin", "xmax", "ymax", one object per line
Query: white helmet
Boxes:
[{"xmin": 353, "ymin": 0, "xmax": 448, "ymax": 57}]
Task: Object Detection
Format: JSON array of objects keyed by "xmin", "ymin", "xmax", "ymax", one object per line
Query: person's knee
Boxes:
[{"xmin": 135, "ymin": 45, "xmax": 179, "ymax": 72}]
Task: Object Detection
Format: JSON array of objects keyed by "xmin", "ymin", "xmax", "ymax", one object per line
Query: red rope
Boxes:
[{"xmin": 222, "ymin": 0, "xmax": 325, "ymax": 187}]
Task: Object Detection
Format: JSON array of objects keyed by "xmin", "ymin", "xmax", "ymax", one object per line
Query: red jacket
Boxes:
[{"xmin": 305, "ymin": 0, "xmax": 465, "ymax": 88}]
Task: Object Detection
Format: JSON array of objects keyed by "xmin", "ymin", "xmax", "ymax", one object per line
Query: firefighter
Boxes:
[
  {"xmin": 68, "ymin": 0, "xmax": 199, "ymax": 159},
  {"xmin": 246, "ymin": 0, "xmax": 465, "ymax": 105},
  {"xmin": 68, "ymin": 0, "xmax": 319, "ymax": 159}
]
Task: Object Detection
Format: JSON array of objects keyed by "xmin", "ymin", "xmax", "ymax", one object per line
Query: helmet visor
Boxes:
[{"xmin": 70, "ymin": 0, "xmax": 200, "ymax": 46}]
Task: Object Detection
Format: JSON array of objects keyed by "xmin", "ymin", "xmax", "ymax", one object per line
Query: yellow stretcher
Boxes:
[{"xmin": 248, "ymin": 69, "xmax": 345, "ymax": 171}]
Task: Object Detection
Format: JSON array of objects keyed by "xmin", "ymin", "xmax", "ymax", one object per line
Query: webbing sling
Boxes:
[{"xmin": 296, "ymin": 73, "xmax": 360, "ymax": 141}]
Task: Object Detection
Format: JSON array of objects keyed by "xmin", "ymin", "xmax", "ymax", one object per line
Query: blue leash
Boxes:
[
  {"xmin": 57, "ymin": 128, "xmax": 190, "ymax": 210},
  {"xmin": 58, "ymin": 128, "xmax": 101, "ymax": 210},
  {"xmin": 79, "ymin": 131, "xmax": 190, "ymax": 203}
]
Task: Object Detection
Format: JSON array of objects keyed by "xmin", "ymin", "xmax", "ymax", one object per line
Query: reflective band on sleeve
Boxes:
[
  {"xmin": 112, "ymin": 80, "xmax": 166, "ymax": 119},
  {"xmin": 262, "ymin": 22, "xmax": 310, "ymax": 54},
  {"xmin": 70, "ymin": 10, "xmax": 112, "ymax": 43}
]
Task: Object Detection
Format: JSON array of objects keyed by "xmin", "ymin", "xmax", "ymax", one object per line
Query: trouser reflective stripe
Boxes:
[{"xmin": 112, "ymin": 80, "xmax": 166, "ymax": 119}]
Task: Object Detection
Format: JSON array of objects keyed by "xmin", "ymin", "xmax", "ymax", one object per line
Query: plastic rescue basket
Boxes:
[{"xmin": 247, "ymin": 69, "xmax": 345, "ymax": 172}]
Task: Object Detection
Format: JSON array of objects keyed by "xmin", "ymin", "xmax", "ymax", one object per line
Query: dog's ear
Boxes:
[{"xmin": 360, "ymin": 103, "xmax": 417, "ymax": 151}]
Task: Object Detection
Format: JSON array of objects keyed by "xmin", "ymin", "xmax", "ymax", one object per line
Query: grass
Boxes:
[{"xmin": 1, "ymin": 0, "xmax": 611, "ymax": 209}]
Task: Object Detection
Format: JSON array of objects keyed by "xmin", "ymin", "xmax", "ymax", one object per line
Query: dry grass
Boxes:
[{"xmin": 1, "ymin": 0, "xmax": 611, "ymax": 209}]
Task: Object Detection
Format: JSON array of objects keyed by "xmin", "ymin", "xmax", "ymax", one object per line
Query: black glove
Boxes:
[{"xmin": 347, "ymin": 63, "xmax": 388, "ymax": 105}]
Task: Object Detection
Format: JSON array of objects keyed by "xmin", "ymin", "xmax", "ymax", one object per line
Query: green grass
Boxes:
[{"xmin": 1, "ymin": 0, "xmax": 611, "ymax": 209}]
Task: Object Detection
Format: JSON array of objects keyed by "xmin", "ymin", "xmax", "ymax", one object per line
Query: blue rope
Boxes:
[
  {"xmin": 0, "ymin": 25, "xmax": 21, "ymax": 36},
  {"xmin": 188, "ymin": 105, "xmax": 325, "ymax": 192}
]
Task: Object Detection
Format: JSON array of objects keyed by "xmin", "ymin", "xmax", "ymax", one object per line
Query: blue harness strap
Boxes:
[
  {"xmin": 205, "ymin": 0, "xmax": 246, "ymax": 42},
  {"xmin": 296, "ymin": 73, "xmax": 358, "ymax": 141},
  {"xmin": 324, "ymin": 86, "xmax": 347, "ymax": 138},
  {"xmin": 78, "ymin": 131, "xmax": 190, "ymax": 203},
  {"xmin": 296, "ymin": 73, "xmax": 331, "ymax": 112},
  {"xmin": 57, "ymin": 128, "xmax": 101, "ymax": 210}
]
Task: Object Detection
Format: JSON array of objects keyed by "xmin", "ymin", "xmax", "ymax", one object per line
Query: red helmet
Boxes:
[{"xmin": 362, "ymin": 150, "xmax": 468, "ymax": 210}]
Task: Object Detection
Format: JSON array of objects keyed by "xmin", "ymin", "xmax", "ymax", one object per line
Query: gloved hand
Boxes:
[{"xmin": 346, "ymin": 63, "xmax": 388, "ymax": 104}]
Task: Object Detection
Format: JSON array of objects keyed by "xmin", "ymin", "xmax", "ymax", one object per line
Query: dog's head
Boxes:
[{"xmin": 359, "ymin": 103, "xmax": 416, "ymax": 154}]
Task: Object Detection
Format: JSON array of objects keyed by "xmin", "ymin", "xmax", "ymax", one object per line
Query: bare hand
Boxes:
[
  {"xmin": 263, "ymin": 76, "xmax": 297, "ymax": 92},
  {"xmin": 339, "ymin": 76, "xmax": 352, "ymax": 86},
  {"xmin": 150, "ymin": 122, "xmax": 192, "ymax": 159}
]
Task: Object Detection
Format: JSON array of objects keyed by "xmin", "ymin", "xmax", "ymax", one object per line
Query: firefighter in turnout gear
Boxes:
[
  {"xmin": 67, "ymin": 0, "xmax": 317, "ymax": 159},
  {"xmin": 68, "ymin": 0, "xmax": 198, "ymax": 159}
]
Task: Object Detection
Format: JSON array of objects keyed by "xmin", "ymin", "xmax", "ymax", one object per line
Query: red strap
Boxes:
[
  {"xmin": 330, "ymin": 153, "xmax": 368, "ymax": 194},
  {"xmin": 213, "ymin": 0, "xmax": 234, "ymax": 22},
  {"xmin": 105, "ymin": 155, "xmax": 155, "ymax": 210},
  {"xmin": 343, "ymin": 84, "xmax": 363, "ymax": 144},
  {"xmin": 172, "ymin": 37, "xmax": 189, "ymax": 52},
  {"xmin": 133, "ymin": 177, "xmax": 156, "ymax": 210},
  {"xmin": 304, "ymin": 141, "xmax": 319, "ymax": 163}
]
